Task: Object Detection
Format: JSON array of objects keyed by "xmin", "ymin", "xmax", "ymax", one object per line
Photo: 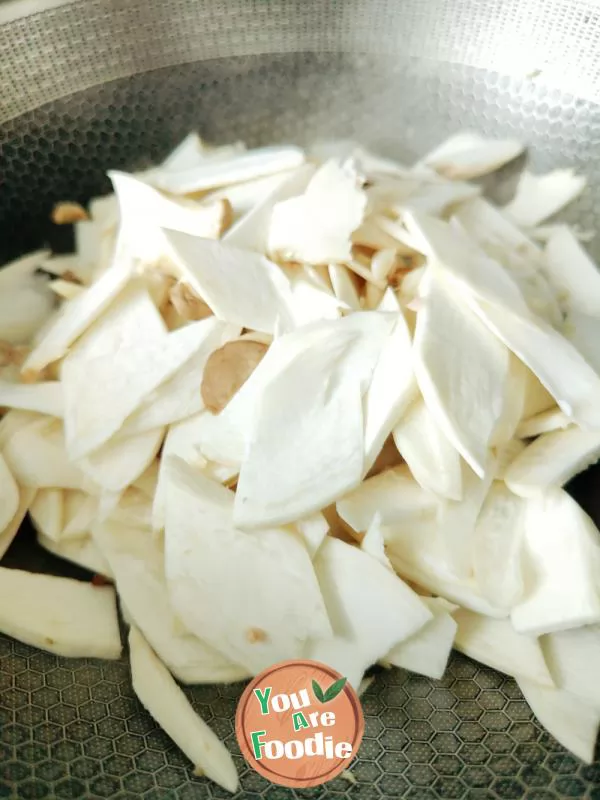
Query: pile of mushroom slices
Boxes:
[{"xmin": 0, "ymin": 130, "xmax": 599, "ymax": 789}]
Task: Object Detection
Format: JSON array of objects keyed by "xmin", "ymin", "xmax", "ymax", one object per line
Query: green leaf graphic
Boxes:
[
  {"xmin": 323, "ymin": 677, "xmax": 347, "ymax": 702},
  {"xmin": 312, "ymin": 679, "xmax": 325, "ymax": 703}
]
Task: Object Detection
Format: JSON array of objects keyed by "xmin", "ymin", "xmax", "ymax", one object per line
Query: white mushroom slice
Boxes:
[
  {"xmin": 474, "ymin": 298, "xmax": 600, "ymax": 430},
  {"xmin": 515, "ymin": 408, "xmax": 571, "ymax": 439},
  {"xmin": 352, "ymin": 217, "xmax": 402, "ymax": 251},
  {"xmin": 422, "ymin": 132, "xmax": 524, "ymax": 179},
  {"xmin": 521, "ymin": 369, "xmax": 556, "ymax": 419},
  {"xmin": 375, "ymin": 216, "xmax": 424, "ymax": 253},
  {"xmin": 504, "ymin": 426, "xmax": 600, "ymax": 497},
  {"xmin": 517, "ymin": 679, "xmax": 599, "ymax": 764},
  {"xmin": 405, "ymin": 208, "xmax": 531, "ymax": 316},
  {"xmin": 94, "ymin": 522, "xmax": 248, "ymax": 684},
  {"xmin": 157, "ymin": 133, "xmax": 244, "ymax": 173},
  {"xmin": 106, "ymin": 488, "xmax": 152, "ymax": 530},
  {"xmin": 206, "ymin": 171, "xmax": 297, "ymax": 219},
  {"xmin": 453, "ymin": 609, "xmax": 554, "ymax": 686},
  {"xmin": 158, "ymin": 132, "xmax": 208, "ymax": 168},
  {"xmin": 399, "ymin": 180, "xmax": 480, "ymax": 217},
  {"xmin": 294, "ymin": 512, "xmax": 330, "ymax": 558},
  {"xmin": 74, "ymin": 217, "xmax": 110, "ymax": 281},
  {"xmin": 129, "ymin": 626, "xmax": 239, "ymax": 792},
  {"xmin": 0, "ymin": 381, "xmax": 63, "ymax": 417},
  {"xmin": 63, "ymin": 491, "xmax": 99, "ymax": 539},
  {"xmin": 78, "ymin": 429, "xmax": 164, "ymax": 494},
  {"xmin": 544, "ymin": 226, "xmax": 600, "ymax": 316},
  {"xmin": 564, "ymin": 310, "xmax": 600, "ymax": 376},
  {"xmin": 164, "ymin": 232, "xmax": 294, "ymax": 334},
  {"xmin": 109, "ymin": 171, "xmax": 230, "ymax": 257},
  {"xmin": 29, "ymin": 489, "xmax": 64, "ymax": 542},
  {"xmin": 452, "ymin": 198, "xmax": 562, "ymax": 325},
  {"xmin": 164, "ymin": 457, "xmax": 331, "ymax": 674},
  {"xmin": 377, "ymin": 287, "xmax": 403, "ymax": 312},
  {"xmin": 234, "ymin": 314, "xmax": 394, "ymax": 528},
  {"xmin": 0, "ymin": 567, "xmax": 121, "ymax": 659},
  {"xmin": 366, "ymin": 175, "xmax": 421, "ymax": 215},
  {"xmin": 132, "ymin": 461, "xmax": 160, "ymax": 498},
  {"xmin": 0, "ymin": 250, "xmax": 51, "ymax": 285},
  {"xmin": 328, "ymin": 264, "xmax": 361, "ymax": 310},
  {"xmin": 413, "ymin": 269, "xmax": 509, "ymax": 478},
  {"xmin": 337, "ymin": 465, "xmax": 437, "ymax": 533},
  {"xmin": 494, "ymin": 438, "xmax": 527, "ymax": 480},
  {"xmin": 0, "ymin": 487, "xmax": 35, "ymax": 560},
  {"xmin": 504, "ymin": 169, "xmax": 586, "ymax": 228},
  {"xmin": 385, "ymin": 521, "xmax": 507, "ymax": 617},
  {"xmin": 542, "ymin": 625, "xmax": 600, "ymax": 709},
  {"xmin": 284, "ymin": 271, "xmax": 346, "ymax": 328},
  {"xmin": 491, "ymin": 356, "xmax": 527, "ymax": 446},
  {"xmin": 0, "ymin": 453, "xmax": 19, "ymax": 532},
  {"xmin": 347, "ymin": 145, "xmax": 410, "ymax": 179},
  {"xmin": 148, "ymin": 145, "xmax": 304, "ymax": 195},
  {"xmin": 309, "ymin": 141, "xmax": 408, "ymax": 179},
  {"xmin": 530, "ymin": 223, "xmax": 595, "ymax": 244},
  {"xmin": 393, "ymin": 399, "xmax": 462, "ymax": 501},
  {"xmin": 3, "ymin": 417, "xmax": 88, "ymax": 490},
  {"xmin": 223, "ymin": 164, "xmax": 315, "ymax": 252},
  {"xmin": 363, "ymin": 309, "xmax": 417, "ymax": 472},
  {"xmin": 360, "ymin": 513, "xmax": 393, "ymax": 570},
  {"xmin": 305, "ymin": 537, "xmax": 432, "ymax": 688},
  {"xmin": 371, "ymin": 250, "xmax": 398, "ymax": 283},
  {"xmin": 152, "ymin": 412, "xmax": 217, "ymax": 532},
  {"xmin": 38, "ymin": 532, "xmax": 112, "ymax": 577},
  {"xmin": 21, "ymin": 257, "xmax": 132, "ymax": 374},
  {"xmin": 234, "ymin": 349, "xmax": 362, "ymax": 527},
  {"xmin": 118, "ymin": 347, "xmax": 205, "ymax": 436},
  {"xmin": 119, "ymin": 319, "xmax": 240, "ymax": 436},
  {"xmin": 154, "ymin": 416, "xmax": 237, "ymax": 531},
  {"xmin": 297, "ymin": 265, "xmax": 333, "ymax": 295},
  {"xmin": 437, "ymin": 459, "xmax": 495, "ymax": 579},
  {"xmin": 385, "ymin": 597, "xmax": 457, "ymax": 679},
  {"xmin": 399, "ymin": 266, "xmax": 427, "ymax": 304},
  {"xmin": 268, "ymin": 159, "xmax": 367, "ymax": 264},
  {"xmin": 63, "ymin": 318, "xmax": 215, "ymax": 458},
  {"xmin": 0, "ymin": 251, "xmax": 56, "ymax": 345},
  {"xmin": 49, "ymin": 279, "xmax": 85, "ymax": 301},
  {"xmin": 141, "ymin": 132, "xmax": 236, "ymax": 179},
  {"xmin": 511, "ymin": 489, "xmax": 600, "ymax": 635},
  {"xmin": 67, "ymin": 282, "xmax": 166, "ymax": 363},
  {"xmin": 473, "ymin": 482, "xmax": 525, "ymax": 609},
  {"xmin": 198, "ymin": 323, "xmax": 339, "ymax": 468}
]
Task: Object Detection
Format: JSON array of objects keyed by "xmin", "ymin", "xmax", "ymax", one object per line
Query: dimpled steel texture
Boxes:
[{"xmin": 1, "ymin": 1, "xmax": 600, "ymax": 798}]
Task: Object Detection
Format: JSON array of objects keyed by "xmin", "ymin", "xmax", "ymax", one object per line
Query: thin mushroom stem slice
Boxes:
[
  {"xmin": 511, "ymin": 489, "xmax": 600, "ymax": 635},
  {"xmin": 393, "ymin": 399, "xmax": 463, "ymax": 501},
  {"xmin": 305, "ymin": 536, "xmax": 433, "ymax": 689},
  {"xmin": 385, "ymin": 597, "xmax": 458, "ymax": 680},
  {"xmin": 454, "ymin": 609, "xmax": 554, "ymax": 686},
  {"xmin": 0, "ymin": 453, "xmax": 20, "ymax": 532},
  {"xmin": 148, "ymin": 145, "xmax": 304, "ymax": 195},
  {"xmin": 504, "ymin": 426, "xmax": 600, "ymax": 497},
  {"xmin": 421, "ymin": 132, "xmax": 524, "ymax": 180},
  {"xmin": 164, "ymin": 457, "xmax": 332, "ymax": 675},
  {"xmin": 129, "ymin": 626, "xmax": 239, "ymax": 792},
  {"xmin": 0, "ymin": 567, "xmax": 121, "ymax": 659},
  {"xmin": 518, "ymin": 678, "xmax": 600, "ymax": 764},
  {"xmin": 413, "ymin": 269, "xmax": 509, "ymax": 478}
]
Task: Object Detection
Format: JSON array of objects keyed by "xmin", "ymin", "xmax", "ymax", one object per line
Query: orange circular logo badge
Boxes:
[{"xmin": 235, "ymin": 659, "xmax": 364, "ymax": 788}]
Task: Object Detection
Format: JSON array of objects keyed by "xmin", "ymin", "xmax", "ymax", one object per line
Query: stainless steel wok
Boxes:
[{"xmin": 1, "ymin": 1, "xmax": 600, "ymax": 797}]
